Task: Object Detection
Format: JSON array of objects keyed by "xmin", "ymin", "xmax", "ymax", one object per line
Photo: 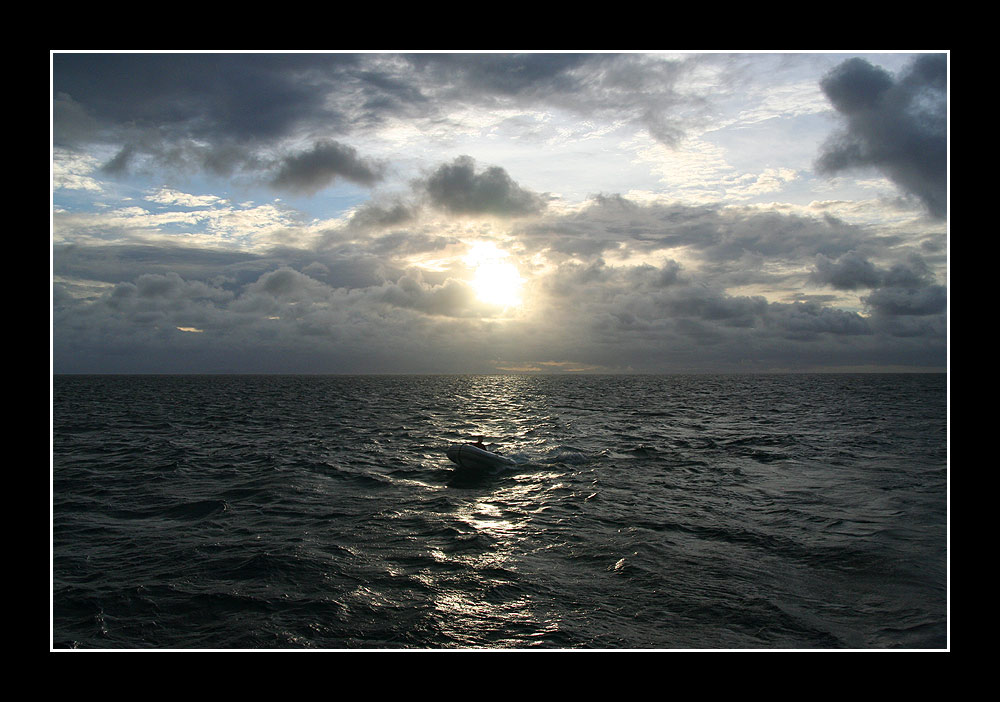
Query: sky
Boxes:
[{"xmin": 51, "ymin": 51, "xmax": 948, "ymax": 374}]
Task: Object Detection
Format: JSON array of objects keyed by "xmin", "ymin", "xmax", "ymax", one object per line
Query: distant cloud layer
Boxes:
[{"xmin": 52, "ymin": 193, "xmax": 947, "ymax": 373}]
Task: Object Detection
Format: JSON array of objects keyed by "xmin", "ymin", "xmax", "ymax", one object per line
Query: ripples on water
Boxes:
[{"xmin": 52, "ymin": 374, "xmax": 947, "ymax": 649}]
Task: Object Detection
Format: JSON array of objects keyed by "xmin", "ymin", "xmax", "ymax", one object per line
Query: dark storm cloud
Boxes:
[
  {"xmin": 864, "ymin": 284, "xmax": 947, "ymax": 318},
  {"xmin": 53, "ymin": 53, "xmax": 717, "ymax": 191},
  {"xmin": 811, "ymin": 250, "xmax": 945, "ymax": 314},
  {"xmin": 816, "ymin": 54, "xmax": 947, "ymax": 218},
  {"xmin": 52, "ymin": 53, "xmax": 355, "ymax": 144},
  {"xmin": 418, "ymin": 156, "xmax": 548, "ymax": 217},
  {"xmin": 811, "ymin": 251, "xmax": 884, "ymax": 290},
  {"xmin": 269, "ymin": 140, "xmax": 387, "ymax": 193},
  {"xmin": 861, "ymin": 255, "xmax": 947, "ymax": 318},
  {"xmin": 53, "ymin": 53, "xmax": 385, "ymax": 186}
]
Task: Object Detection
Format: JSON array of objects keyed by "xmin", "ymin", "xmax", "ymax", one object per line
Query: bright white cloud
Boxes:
[{"xmin": 52, "ymin": 149, "xmax": 104, "ymax": 192}]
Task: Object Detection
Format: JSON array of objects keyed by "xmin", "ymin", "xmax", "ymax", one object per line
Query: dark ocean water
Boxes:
[{"xmin": 51, "ymin": 373, "xmax": 948, "ymax": 650}]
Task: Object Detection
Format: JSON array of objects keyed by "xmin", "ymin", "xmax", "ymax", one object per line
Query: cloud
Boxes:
[
  {"xmin": 417, "ymin": 155, "xmax": 547, "ymax": 217},
  {"xmin": 346, "ymin": 198, "xmax": 421, "ymax": 231},
  {"xmin": 52, "ymin": 53, "xmax": 350, "ymax": 144},
  {"xmin": 101, "ymin": 143, "xmax": 136, "ymax": 175},
  {"xmin": 811, "ymin": 250, "xmax": 944, "ymax": 301},
  {"xmin": 402, "ymin": 53, "xmax": 718, "ymax": 147},
  {"xmin": 52, "ymin": 222, "xmax": 945, "ymax": 375},
  {"xmin": 864, "ymin": 284, "xmax": 946, "ymax": 318},
  {"xmin": 318, "ymin": 155, "xmax": 547, "ymax": 243},
  {"xmin": 861, "ymin": 255, "xmax": 947, "ymax": 318},
  {"xmin": 269, "ymin": 140, "xmax": 387, "ymax": 193},
  {"xmin": 51, "ymin": 53, "xmax": 948, "ymax": 374},
  {"xmin": 816, "ymin": 54, "xmax": 947, "ymax": 218},
  {"xmin": 52, "ymin": 54, "xmax": 381, "ymax": 186},
  {"xmin": 51, "ymin": 53, "xmax": 734, "ymax": 193},
  {"xmin": 380, "ymin": 272, "xmax": 482, "ymax": 317},
  {"xmin": 809, "ymin": 249, "xmax": 946, "ymax": 343},
  {"xmin": 515, "ymin": 196, "xmax": 876, "ymax": 281},
  {"xmin": 811, "ymin": 251, "xmax": 883, "ymax": 290}
]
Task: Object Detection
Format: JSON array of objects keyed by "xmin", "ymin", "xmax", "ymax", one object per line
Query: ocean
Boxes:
[{"xmin": 51, "ymin": 373, "xmax": 948, "ymax": 650}]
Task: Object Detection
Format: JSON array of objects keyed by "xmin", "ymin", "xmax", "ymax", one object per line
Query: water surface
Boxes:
[{"xmin": 52, "ymin": 374, "xmax": 948, "ymax": 649}]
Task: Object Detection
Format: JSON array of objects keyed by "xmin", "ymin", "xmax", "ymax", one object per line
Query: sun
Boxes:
[
  {"xmin": 473, "ymin": 260, "xmax": 523, "ymax": 307},
  {"xmin": 465, "ymin": 241, "xmax": 524, "ymax": 308}
]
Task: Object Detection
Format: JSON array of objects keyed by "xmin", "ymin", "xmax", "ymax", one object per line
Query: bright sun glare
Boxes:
[{"xmin": 466, "ymin": 242, "xmax": 524, "ymax": 308}]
